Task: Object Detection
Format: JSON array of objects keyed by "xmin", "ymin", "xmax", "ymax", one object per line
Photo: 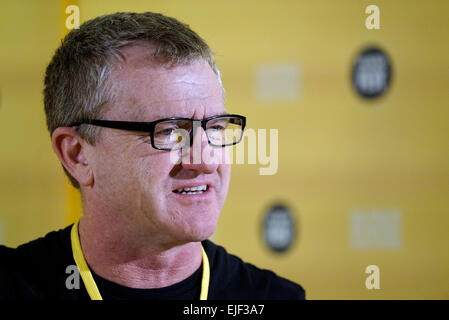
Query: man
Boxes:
[{"xmin": 0, "ymin": 12, "xmax": 305, "ymax": 300}]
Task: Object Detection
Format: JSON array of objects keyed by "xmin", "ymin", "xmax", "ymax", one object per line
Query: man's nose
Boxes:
[{"xmin": 180, "ymin": 126, "xmax": 219, "ymax": 173}]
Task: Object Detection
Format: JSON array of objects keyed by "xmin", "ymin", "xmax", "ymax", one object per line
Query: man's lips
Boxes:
[{"xmin": 172, "ymin": 182, "xmax": 212, "ymax": 195}]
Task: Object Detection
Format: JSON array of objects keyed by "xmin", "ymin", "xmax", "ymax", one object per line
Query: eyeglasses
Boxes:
[{"xmin": 73, "ymin": 114, "xmax": 246, "ymax": 151}]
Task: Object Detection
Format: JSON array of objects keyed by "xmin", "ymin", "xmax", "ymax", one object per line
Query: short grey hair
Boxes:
[{"xmin": 44, "ymin": 12, "xmax": 223, "ymax": 188}]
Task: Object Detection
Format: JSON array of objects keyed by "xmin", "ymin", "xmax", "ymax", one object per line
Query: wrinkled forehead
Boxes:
[{"xmin": 106, "ymin": 44, "xmax": 224, "ymax": 121}]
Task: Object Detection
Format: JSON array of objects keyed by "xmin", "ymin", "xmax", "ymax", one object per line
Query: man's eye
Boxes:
[
  {"xmin": 207, "ymin": 119, "xmax": 229, "ymax": 131},
  {"xmin": 155, "ymin": 128, "xmax": 177, "ymax": 136},
  {"xmin": 209, "ymin": 125, "xmax": 226, "ymax": 131}
]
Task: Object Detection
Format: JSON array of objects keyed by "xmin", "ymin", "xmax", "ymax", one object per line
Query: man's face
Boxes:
[{"xmin": 86, "ymin": 44, "xmax": 230, "ymax": 244}]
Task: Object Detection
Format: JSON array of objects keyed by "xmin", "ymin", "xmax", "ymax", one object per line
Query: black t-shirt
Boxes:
[{"xmin": 0, "ymin": 225, "xmax": 305, "ymax": 300}]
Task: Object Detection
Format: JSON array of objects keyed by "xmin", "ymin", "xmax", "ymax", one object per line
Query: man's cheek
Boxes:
[{"xmin": 218, "ymin": 164, "xmax": 231, "ymax": 196}]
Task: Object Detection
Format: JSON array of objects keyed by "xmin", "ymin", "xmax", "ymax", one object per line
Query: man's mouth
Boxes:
[{"xmin": 172, "ymin": 184, "xmax": 208, "ymax": 195}]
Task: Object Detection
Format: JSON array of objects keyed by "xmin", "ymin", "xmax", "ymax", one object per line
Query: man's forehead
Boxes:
[
  {"xmin": 111, "ymin": 43, "xmax": 217, "ymax": 87},
  {"xmin": 121, "ymin": 97, "xmax": 224, "ymax": 121},
  {"xmin": 106, "ymin": 45, "xmax": 224, "ymax": 121},
  {"xmin": 112, "ymin": 42, "xmax": 208, "ymax": 76}
]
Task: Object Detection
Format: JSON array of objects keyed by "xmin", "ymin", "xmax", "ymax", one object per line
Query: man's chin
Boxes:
[
  {"xmin": 179, "ymin": 220, "xmax": 218, "ymax": 243},
  {"xmin": 188, "ymin": 224, "xmax": 217, "ymax": 243},
  {"xmin": 164, "ymin": 206, "xmax": 221, "ymax": 242}
]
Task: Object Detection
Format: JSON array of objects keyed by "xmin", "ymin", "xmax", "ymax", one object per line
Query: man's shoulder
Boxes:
[
  {"xmin": 0, "ymin": 225, "xmax": 72, "ymax": 263},
  {"xmin": 203, "ymin": 240, "xmax": 305, "ymax": 300},
  {"xmin": 0, "ymin": 225, "xmax": 74, "ymax": 299}
]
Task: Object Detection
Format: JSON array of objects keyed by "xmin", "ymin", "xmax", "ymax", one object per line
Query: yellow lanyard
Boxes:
[{"xmin": 70, "ymin": 221, "xmax": 210, "ymax": 300}]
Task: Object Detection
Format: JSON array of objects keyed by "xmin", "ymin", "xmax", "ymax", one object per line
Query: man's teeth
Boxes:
[{"xmin": 175, "ymin": 185, "xmax": 208, "ymax": 194}]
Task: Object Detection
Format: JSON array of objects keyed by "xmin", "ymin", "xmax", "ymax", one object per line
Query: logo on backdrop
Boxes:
[
  {"xmin": 262, "ymin": 204, "xmax": 296, "ymax": 253},
  {"xmin": 352, "ymin": 47, "xmax": 392, "ymax": 99}
]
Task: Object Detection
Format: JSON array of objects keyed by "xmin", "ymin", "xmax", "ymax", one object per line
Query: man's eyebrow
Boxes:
[{"xmin": 203, "ymin": 112, "xmax": 227, "ymax": 119}]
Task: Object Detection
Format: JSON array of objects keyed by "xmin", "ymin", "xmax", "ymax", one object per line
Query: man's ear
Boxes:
[{"xmin": 51, "ymin": 127, "xmax": 94, "ymax": 187}]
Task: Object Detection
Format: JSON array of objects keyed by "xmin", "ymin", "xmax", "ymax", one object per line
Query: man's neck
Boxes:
[{"xmin": 77, "ymin": 214, "xmax": 203, "ymax": 289}]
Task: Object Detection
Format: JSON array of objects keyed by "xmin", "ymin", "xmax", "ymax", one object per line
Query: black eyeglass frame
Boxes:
[{"xmin": 72, "ymin": 114, "xmax": 246, "ymax": 151}]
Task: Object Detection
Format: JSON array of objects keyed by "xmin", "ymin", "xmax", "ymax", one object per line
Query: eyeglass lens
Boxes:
[{"xmin": 153, "ymin": 116, "xmax": 244, "ymax": 150}]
